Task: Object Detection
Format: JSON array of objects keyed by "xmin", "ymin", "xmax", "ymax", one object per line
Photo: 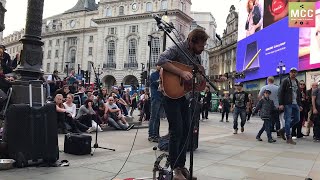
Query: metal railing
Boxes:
[{"xmin": 124, "ymin": 62, "xmax": 138, "ymax": 68}]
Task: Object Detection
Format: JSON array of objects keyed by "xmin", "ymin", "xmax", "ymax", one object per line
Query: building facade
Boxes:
[
  {"xmin": 190, "ymin": 12, "xmax": 217, "ymax": 75},
  {"xmin": 208, "ymin": 5, "xmax": 238, "ymax": 93},
  {"xmin": 3, "ymin": 0, "xmax": 217, "ymax": 89}
]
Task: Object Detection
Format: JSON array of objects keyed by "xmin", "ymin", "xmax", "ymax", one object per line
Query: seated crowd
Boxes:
[{"xmin": 53, "ymin": 85, "xmax": 135, "ymax": 134}]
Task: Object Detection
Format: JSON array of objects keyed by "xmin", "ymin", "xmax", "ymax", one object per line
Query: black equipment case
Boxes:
[
  {"xmin": 4, "ymin": 81, "xmax": 59, "ymax": 167},
  {"xmin": 64, "ymin": 134, "xmax": 92, "ymax": 155}
]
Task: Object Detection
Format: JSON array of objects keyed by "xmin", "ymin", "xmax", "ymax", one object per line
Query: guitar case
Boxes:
[{"xmin": 4, "ymin": 81, "xmax": 59, "ymax": 168}]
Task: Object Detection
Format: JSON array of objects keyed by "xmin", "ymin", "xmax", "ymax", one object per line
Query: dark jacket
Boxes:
[
  {"xmin": 279, "ymin": 77, "xmax": 301, "ymax": 106},
  {"xmin": 254, "ymin": 97, "xmax": 276, "ymax": 120},
  {"xmin": 1, "ymin": 52, "xmax": 12, "ymax": 74},
  {"xmin": 203, "ymin": 91, "xmax": 212, "ymax": 105}
]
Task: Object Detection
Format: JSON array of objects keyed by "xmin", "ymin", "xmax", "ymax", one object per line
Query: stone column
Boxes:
[{"xmin": 11, "ymin": 0, "xmax": 45, "ymax": 104}]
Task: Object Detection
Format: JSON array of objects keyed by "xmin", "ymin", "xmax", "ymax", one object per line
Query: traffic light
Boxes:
[
  {"xmin": 140, "ymin": 71, "xmax": 148, "ymax": 84},
  {"xmin": 85, "ymin": 70, "xmax": 89, "ymax": 82}
]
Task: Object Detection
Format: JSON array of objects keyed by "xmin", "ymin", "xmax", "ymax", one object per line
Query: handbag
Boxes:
[{"xmin": 0, "ymin": 89, "xmax": 7, "ymax": 103}]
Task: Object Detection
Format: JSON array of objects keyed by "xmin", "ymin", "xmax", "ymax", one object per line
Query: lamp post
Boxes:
[
  {"xmin": 141, "ymin": 63, "xmax": 145, "ymax": 88},
  {"xmin": 276, "ymin": 61, "xmax": 286, "ymax": 84},
  {"xmin": 161, "ymin": 11, "xmax": 169, "ymax": 52},
  {"xmin": 10, "ymin": 0, "xmax": 46, "ymax": 104},
  {"xmin": 147, "ymin": 35, "xmax": 154, "ymax": 87},
  {"xmin": 65, "ymin": 61, "xmax": 70, "ymax": 78},
  {"xmin": 0, "ymin": 2, "xmax": 6, "ymax": 32}
]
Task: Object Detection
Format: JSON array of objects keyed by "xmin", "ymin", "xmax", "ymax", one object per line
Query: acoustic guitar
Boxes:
[{"xmin": 160, "ymin": 61, "xmax": 206, "ymax": 99}]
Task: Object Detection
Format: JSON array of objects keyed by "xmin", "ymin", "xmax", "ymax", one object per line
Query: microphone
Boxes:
[{"xmin": 152, "ymin": 14, "xmax": 174, "ymax": 30}]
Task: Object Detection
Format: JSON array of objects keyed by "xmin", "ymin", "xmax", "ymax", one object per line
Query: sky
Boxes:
[{"xmin": 3, "ymin": 0, "xmax": 239, "ymax": 37}]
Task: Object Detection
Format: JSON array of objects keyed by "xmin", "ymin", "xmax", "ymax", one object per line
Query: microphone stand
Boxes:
[
  {"xmin": 156, "ymin": 21, "xmax": 218, "ymax": 180},
  {"xmin": 89, "ymin": 62, "xmax": 115, "ymax": 155}
]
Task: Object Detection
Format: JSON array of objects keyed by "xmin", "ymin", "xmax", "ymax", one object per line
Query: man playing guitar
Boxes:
[{"xmin": 157, "ymin": 28, "xmax": 209, "ymax": 180}]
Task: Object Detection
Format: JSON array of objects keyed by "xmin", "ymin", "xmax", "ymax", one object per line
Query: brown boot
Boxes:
[
  {"xmin": 277, "ymin": 128, "xmax": 286, "ymax": 140},
  {"xmin": 173, "ymin": 168, "xmax": 187, "ymax": 180},
  {"xmin": 180, "ymin": 167, "xmax": 197, "ymax": 180},
  {"xmin": 286, "ymin": 136, "xmax": 296, "ymax": 145}
]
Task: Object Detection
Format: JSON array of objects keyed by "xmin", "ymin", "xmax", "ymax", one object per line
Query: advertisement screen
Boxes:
[
  {"xmin": 238, "ymin": 0, "xmax": 265, "ymax": 42},
  {"xmin": 263, "ymin": 0, "xmax": 289, "ymax": 28},
  {"xmin": 236, "ymin": 17, "xmax": 299, "ymax": 82},
  {"xmin": 299, "ymin": 1, "xmax": 320, "ymax": 70}
]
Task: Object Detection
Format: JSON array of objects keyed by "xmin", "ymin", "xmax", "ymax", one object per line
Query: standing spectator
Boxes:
[
  {"xmin": 148, "ymin": 65, "xmax": 164, "ymax": 142},
  {"xmin": 278, "ymin": 67, "xmax": 302, "ymax": 145},
  {"xmin": 130, "ymin": 92, "xmax": 138, "ymax": 116},
  {"xmin": 254, "ymin": 89, "xmax": 277, "ymax": 143},
  {"xmin": 292, "ymin": 80, "xmax": 308, "ymax": 138},
  {"xmin": 220, "ymin": 93, "xmax": 231, "ymax": 122},
  {"xmin": 246, "ymin": 93, "xmax": 254, "ymax": 121},
  {"xmin": 47, "ymin": 70, "xmax": 61, "ymax": 97},
  {"xmin": 258, "ymin": 76, "xmax": 280, "ymax": 136},
  {"xmin": 231, "ymin": 82, "xmax": 249, "ymax": 134},
  {"xmin": 312, "ymin": 84, "xmax": 320, "ymax": 141},
  {"xmin": 11, "ymin": 53, "xmax": 20, "ymax": 70},
  {"xmin": 66, "ymin": 70, "xmax": 77, "ymax": 85},
  {"xmin": 122, "ymin": 89, "xmax": 131, "ymax": 114},
  {"xmin": 306, "ymin": 82, "xmax": 318, "ymax": 136},
  {"xmin": 201, "ymin": 85, "xmax": 212, "ymax": 120},
  {"xmin": 0, "ymin": 45, "xmax": 12, "ymax": 74}
]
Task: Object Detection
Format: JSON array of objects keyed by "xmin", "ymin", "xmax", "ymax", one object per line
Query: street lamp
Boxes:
[
  {"xmin": 65, "ymin": 61, "xmax": 70, "ymax": 78},
  {"xmin": 0, "ymin": 2, "xmax": 6, "ymax": 32},
  {"xmin": 276, "ymin": 61, "xmax": 286, "ymax": 84},
  {"xmin": 147, "ymin": 35, "xmax": 154, "ymax": 87},
  {"xmin": 161, "ymin": 11, "xmax": 169, "ymax": 52}
]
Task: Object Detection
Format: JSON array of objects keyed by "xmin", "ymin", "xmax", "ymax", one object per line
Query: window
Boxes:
[
  {"xmin": 55, "ymin": 50, "xmax": 59, "ymax": 58},
  {"xmin": 151, "ymin": 23, "xmax": 158, "ymax": 32},
  {"xmin": 47, "ymin": 50, "xmax": 51, "ymax": 59},
  {"xmin": 146, "ymin": 2, "xmax": 152, "ymax": 12},
  {"xmin": 69, "ymin": 37, "xmax": 77, "ymax": 46},
  {"xmin": 88, "ymin": 47, "xmax": 93, "ymax": 56},
  {"xmin": 180, "ymin": 2, "xmax": 184, "ymax": 11},
  {"xmin": 46, "ymin": 63, "xmax": 50, "ymax": 73},
  {"xmin": 151, "ymin": 37, "xmax": 160, "ymax": 64},
  {"xmin": 89, "ymin": 36, "xmax": 94, "ymax": 43},
  {"xmin": 161, "ymin": 0, "xmax": 168, "ymax": 10},
  {"xmin": 128, "ymin": 39, "xmax": 137, "ymax": 63},
  {"xmin": 107, "ymin": 40, "xmax": 116, "ymax": 63},
  {"xmin": 49, "ymin": 40, "xmax": 52, "ymax": 46},
  {"xmin": 54, "ymin": 62, "xmax": 58, "ymax": 71},
  {"xmin": 119, "ymin": 6, "xmax": 124, "ymax": 15},
  {"xmin": 129, "ymin": 25, "xmax": 138, "ymax": 33},
  {"xmin": 56, "ymin": 39, "xmax": 60, "ymax": 46},
  {"xmin": 108, "ymin": 27, "xmax": 117, "ymax": 35},
  {"xmin": 70, "ymin": 49, "xmax": 76, "ymax": 70},
  {"xmin": 106, "ymin": 7, "xmax": 112, "ymax": 17}
]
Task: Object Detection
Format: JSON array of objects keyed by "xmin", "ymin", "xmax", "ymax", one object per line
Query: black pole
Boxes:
[
  {"xmin": 66, "ymin": 64, "xmax": 69, "ymax": 78},
  {"xmin": 162, "ymin": 11, "xmax": 168, "ymax": 52},
  {"xmin": 77, "ymin": 64, "xmax": 80, "ymax": 75},
  {"xmin": 147, "ymin": 35, "xmax": 153, "ymax": 87}
]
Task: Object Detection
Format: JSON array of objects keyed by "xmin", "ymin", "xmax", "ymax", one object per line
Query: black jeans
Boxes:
[
  {"xmin": 163, "ymin": 96, "xmax": 189, "ymax": 169},
  {"xmin": 202, "ymin": 103, "xmax": 210, "ymax": 119},
  {"xmin": 292, "ymin": 109, "xmax": 305, "ymax": 137},
  {"xmin": 221, "ymin": 107, "xmax": 229, "ymax": 121},
  {"xmin": 256, "ymin": 119, "xmax": 272, "ymax": 140},
  {"xmin": 247, "ymin": 110, "xmax": 252, "ymax": 121},
  {"xmin": 271, "ymin": 110, "xmax": 281, "ymax": 131}
]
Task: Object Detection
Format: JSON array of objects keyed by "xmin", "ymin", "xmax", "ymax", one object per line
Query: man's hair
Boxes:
[
  {"xmin": 188, "ymin": 28, "xmax": 209, "ymax": 44},
  {"xmin": 267, "ymin": 76, "xmax": 274, "ymax": 83}
]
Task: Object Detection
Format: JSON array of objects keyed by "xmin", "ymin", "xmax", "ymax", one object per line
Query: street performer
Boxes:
[{"xmin": 157, "ymin": 28, "xmax": 208, "ymax": 180}]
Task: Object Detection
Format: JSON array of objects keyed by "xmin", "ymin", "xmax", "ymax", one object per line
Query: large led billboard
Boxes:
[
  {"xmin": 236, "ymin": 0, "xmax": 319, "ymax": 82},
  {"xmin": 299, "ymin": 2, "xmax": 320, "ymax": 70},
  {"xmin": 236, "ymin": 17, "xmax": 299, "ymax": 82}
]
